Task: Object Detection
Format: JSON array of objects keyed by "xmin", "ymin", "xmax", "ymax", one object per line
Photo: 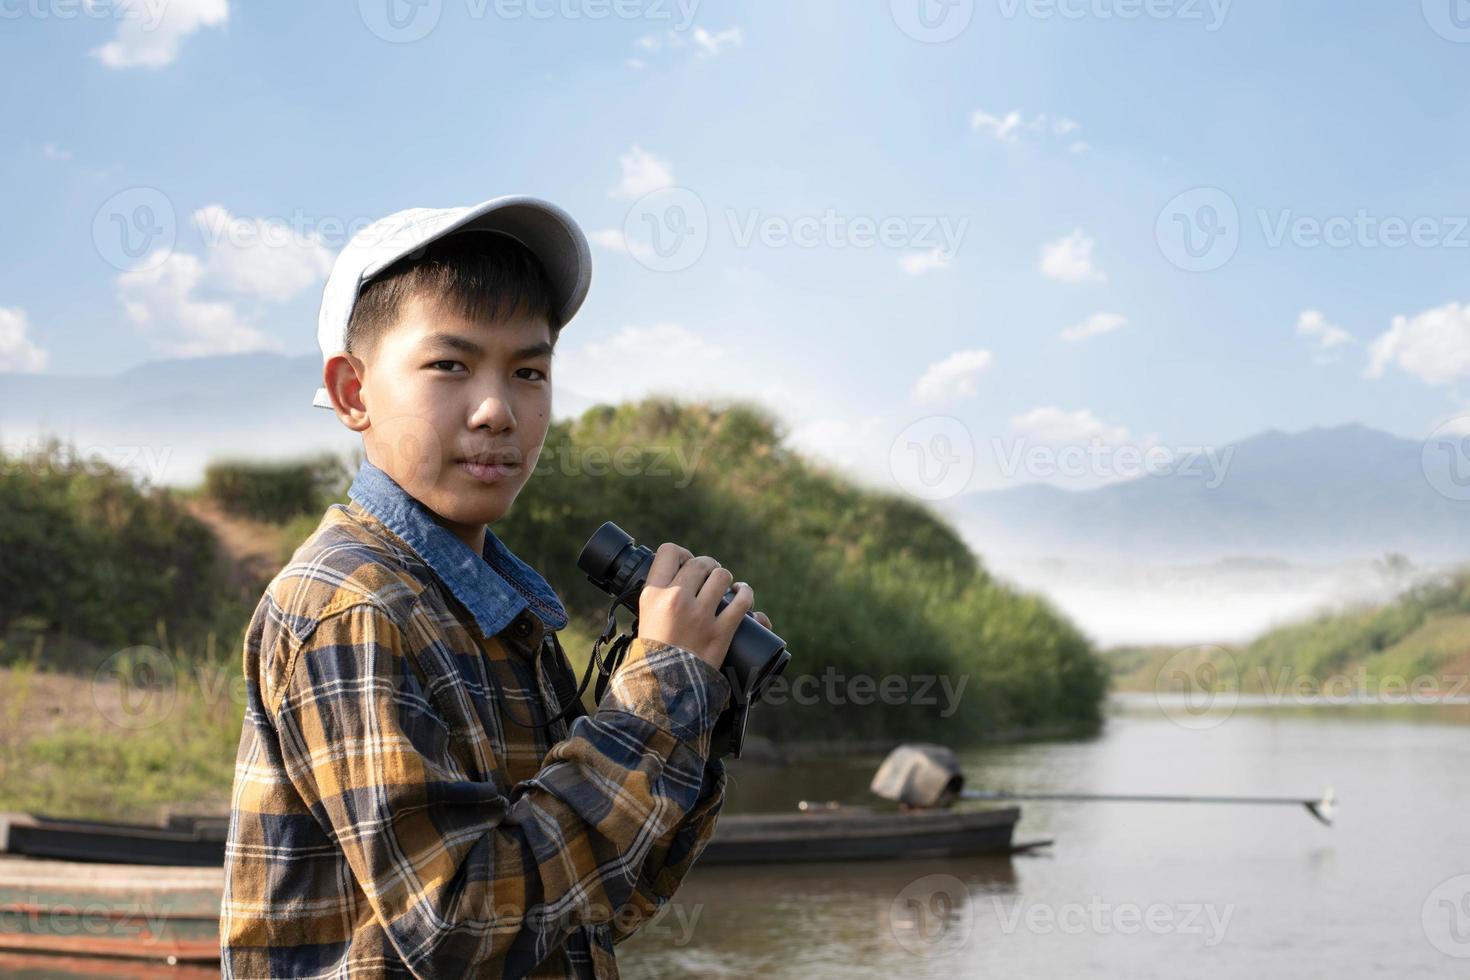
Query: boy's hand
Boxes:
[{"xmin": 638, "ymin": 543, "xmax": 762, "ymax": 672}]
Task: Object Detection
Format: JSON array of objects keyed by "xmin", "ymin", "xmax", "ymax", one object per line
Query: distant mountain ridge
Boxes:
[{"xmin": 948, "ymin": 423, "xmax": 1468, "ymax": 562}]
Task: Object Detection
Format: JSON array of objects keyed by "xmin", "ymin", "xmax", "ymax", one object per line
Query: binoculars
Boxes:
[{"xmin": 578, "ymin": 522, "xmax": 791, "ymax": 759}]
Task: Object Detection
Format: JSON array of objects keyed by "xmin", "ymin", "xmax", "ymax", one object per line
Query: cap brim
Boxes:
[{"xmin": 449, "ymin": 197, "xmax": 592, "ymax": 327}]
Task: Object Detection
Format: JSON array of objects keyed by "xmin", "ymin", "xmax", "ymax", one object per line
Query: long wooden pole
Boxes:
[{"xmin": 960, "ymin": 788, "xmax": 1336, "ymax": 826}]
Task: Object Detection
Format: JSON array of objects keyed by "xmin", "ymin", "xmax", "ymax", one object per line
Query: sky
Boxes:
[{"xmin": 3, "ymin": 0, "xmax": 1470, "ymax": 496}]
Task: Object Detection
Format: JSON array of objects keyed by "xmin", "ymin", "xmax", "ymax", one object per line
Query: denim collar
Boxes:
[{"xmin": 346, "ymin": 459, "xmax": 568, "ymax": 638}]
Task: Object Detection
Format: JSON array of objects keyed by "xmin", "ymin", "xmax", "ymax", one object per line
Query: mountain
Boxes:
[{"xmin": 946, "ymin": 423, "xmax": 1469, "ymax": 562}]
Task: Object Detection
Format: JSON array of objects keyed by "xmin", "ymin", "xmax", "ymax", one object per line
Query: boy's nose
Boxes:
[{"xmin": 469, "ymin": 390, "xmax": 516, "ymax": 432}]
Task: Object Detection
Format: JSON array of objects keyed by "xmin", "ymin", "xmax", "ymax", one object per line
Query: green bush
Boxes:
[
  {"xmin": 0, "ymin": 439, "xmax": 228, "ymax": 670},
  {"xmin": 204, "ymin": 454, "xmax": 348, "ymax": 523}
]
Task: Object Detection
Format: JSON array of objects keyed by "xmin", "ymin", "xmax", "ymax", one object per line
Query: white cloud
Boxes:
[
  {"xmin": 589, "ymin": 227, "xmax": 659, "ymax": 267},
  {"xmin": 190, "ymin": 205, "xmax": 335, "ymax": 302},
  {"xmin": 690, "ymin": 27, "xmax": 743, "ymax": 57},
  {"xmin": 41, "ymin": 143, "xmax": 72, "ymax": 162},
  {"xmin": 1365, "ymin": 301, "xmax": 1470, "ymax": 385},
  {"xmin": 116, "ymin": 251, "xmax": 281, "ymax": 357},
  {"xmin": 588, "ymin": 321, "xmax": 720, "ymax": 359},
  {"xmin": 611, "ymin": 145, "xmax": 675, "ymax": 200},
  {"xmin": 111, "ymin": 204, "xmax": 336, "ymax": 357},
  {"xmin": 971, "ymin": 109, "xmax": 1087, "ymax": 151},
  {"xmin": 0, "ymin": 307, "xmax": 49, "ymax": 372},
  {"xmin": 558, "ymin": 322, "xmax": 733, "ymax": 404},
  {"xmin": 1039, "ymin": 228, "xmax": 1105, "ymax": 284},
  {"xmin": 899, "ymin": 248, "xmax": 953, "ymax": 276},
  {"xmin": 970, "ymin": 109, "xmax": 1023, "ymax": 143},
  {"xmin": 913, "ymin": 349, "xmax": 993, "ymax": 402},
  {"xmin": 91, "ymin": 0, "xmax": 229, "ymax": 70},
  {"xmin": 585, "ymin": 322, "xmax": 722, "ymax": 361},
  {"xmin": 1295, "ymin": 310, "xmax": 1353, "ymax": 352},
  {"xmin": 630, "ymin": 26, "xmax": 742, "ymax": 67},
  {"xmin": 1060, "ymin": 312, "xmax": 1127, "ymax": 343},
  {"xmin": 786, "ymin": 414, "xmax": 888, "ymax": 474},
  {"xmin": 1009, "ymin": 406, "xmax": 1133, "ymax": 446}
]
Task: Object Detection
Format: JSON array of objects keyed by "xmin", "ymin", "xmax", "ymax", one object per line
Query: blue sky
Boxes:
[{"xmin": 4, "ymin": 0, "xmax": 1470, "ymax": 492}]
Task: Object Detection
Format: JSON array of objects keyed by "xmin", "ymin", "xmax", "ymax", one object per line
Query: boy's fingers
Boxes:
[
  {"xmin": 673, "ymin": 555, "xmax": 719, "ymax": 592},
  {"xmin": 753, "ymin": 611, "xmax": 771, "ymax": 630},
  {"xmin": 647, "ymin": 542, "xmax": 693, "ymax": 588},
  {"xmin": 718, "ymin": 583, "xmax": 755, "ymax": 633},
  {"xmin": 696, "ymin": 566, "xmax": 735, "ymax": 605}
]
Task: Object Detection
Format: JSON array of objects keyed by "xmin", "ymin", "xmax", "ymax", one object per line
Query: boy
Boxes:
[{"xmin": 221, "ymin": 197, "xmax": 768, "ymax": 978}]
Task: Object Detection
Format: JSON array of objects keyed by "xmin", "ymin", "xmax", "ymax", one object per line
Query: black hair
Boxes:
[{"xmin": 345, "ymin": 231, "xmax": 562, "ymax": 358}]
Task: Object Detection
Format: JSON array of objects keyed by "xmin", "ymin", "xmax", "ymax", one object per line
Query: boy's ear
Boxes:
[{"xmin": 324, "ymin": 353, "xmax": 371, "ymax": 432}]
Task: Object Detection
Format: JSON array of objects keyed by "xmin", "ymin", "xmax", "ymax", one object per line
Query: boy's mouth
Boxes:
[{"xmin": 456, "ymin": 450, "xmax": 522, "ymax": 483}]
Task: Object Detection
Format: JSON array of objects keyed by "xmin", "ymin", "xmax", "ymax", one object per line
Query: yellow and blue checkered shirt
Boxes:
[{"xmin": 221, "ymin": 461, "xmax": 730, "ymax": 978}]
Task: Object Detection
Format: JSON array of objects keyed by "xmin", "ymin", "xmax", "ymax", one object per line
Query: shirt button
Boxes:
[{"xmin": 512, "ymin": 617, "xmax": 532, "ymax": 637}]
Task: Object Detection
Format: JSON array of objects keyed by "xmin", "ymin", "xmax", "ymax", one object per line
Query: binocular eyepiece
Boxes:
[{"xmin": 578, "ymin": 522, "xmax": 791, "ymax": 758}]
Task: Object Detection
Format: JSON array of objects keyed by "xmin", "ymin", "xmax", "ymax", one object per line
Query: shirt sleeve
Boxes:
[
  {"xmin": 269, "ymin": 599, "xmax": 731, "ymax": 977},
  {"xmin": 609, "ymin": 755, "xmax": 727, "ymax": 945}
]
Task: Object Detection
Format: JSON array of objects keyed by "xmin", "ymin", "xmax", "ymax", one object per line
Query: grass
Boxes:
[
  {"xmin": 0, "ymin": 631, "xmax": 245, "ymax": 823},
  {"xmin": 1104, "ymin": 566, "xmax": 1470, "ymax": 695}
]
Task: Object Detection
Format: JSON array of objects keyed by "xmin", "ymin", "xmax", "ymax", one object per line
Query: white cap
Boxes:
[{"xmin": 312, "ymin": 195, "xmax": 592, "ymax": 409}]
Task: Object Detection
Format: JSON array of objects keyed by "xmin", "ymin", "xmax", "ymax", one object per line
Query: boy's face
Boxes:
[{"xmin": 335, "ymin": 294, "xmax": 554, "ymax": 546}]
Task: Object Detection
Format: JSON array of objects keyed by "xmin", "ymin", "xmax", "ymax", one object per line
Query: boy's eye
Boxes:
[
  {"xmin": 428, "ymin": 360, "xmax": 465, "ymax": 372},
  {"xmin": 516, "ymin": 367, "xmax": 549, "ymax": 381}
]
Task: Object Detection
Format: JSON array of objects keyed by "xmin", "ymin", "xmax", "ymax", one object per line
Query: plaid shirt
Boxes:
[{"xmin": 222, "ymin": 460, "xmax": 730, "ymax": 979}]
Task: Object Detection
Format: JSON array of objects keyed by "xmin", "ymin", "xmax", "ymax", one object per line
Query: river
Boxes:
[{"xmin": 622, "ymin": 695, "xmax": 1470, "ymax": 979}]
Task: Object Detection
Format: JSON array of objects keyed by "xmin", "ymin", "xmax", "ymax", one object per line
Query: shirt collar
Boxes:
[{"xmin": 346, "ymin": 458, "xmax": 568, "ymax": 638}]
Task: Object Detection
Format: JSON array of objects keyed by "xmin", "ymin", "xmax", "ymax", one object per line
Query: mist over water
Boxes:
[{"xmin": 983, "ymin": 553, "xmax": 1432, "ymax": 647}]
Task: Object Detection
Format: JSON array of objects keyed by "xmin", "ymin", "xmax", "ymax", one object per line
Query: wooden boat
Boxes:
[
  {"xmin": 0, "ymin": 854, "xmax": 220, "ymax": 965},
  {"xmin": 699, "ymin": 802, "xmax": 1029, "ymax": 864},
  {"xmin": 0, "ymin": 805, "xmax": 1043, "ymax": 963},
  {"xmin": 1, "ymin": 803, "xmax": 1037, "ymax": 870}
]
